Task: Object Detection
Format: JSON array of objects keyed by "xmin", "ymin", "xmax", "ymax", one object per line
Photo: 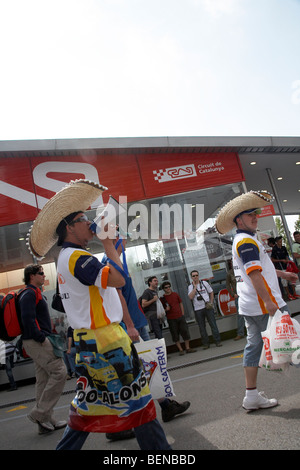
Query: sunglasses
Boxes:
[
  {"xmin": 163, "ymin": 285, "xmax": 171, "ymax": 289},
  {"xmin": 69, "ymin": 214, "xmax": 90, "ymax": 225},
  {"xmin": 192, "ymin": 274, "xmax": 199, "ymax": 277},
  {"xmin": 36, "ymin": 271, "xmax": 45, "ymax": 276}
]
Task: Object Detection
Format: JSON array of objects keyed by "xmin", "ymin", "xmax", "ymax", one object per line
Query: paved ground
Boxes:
[{"xmin": 0, "ymin": 334, "xmax": 299, "ymax": 455}]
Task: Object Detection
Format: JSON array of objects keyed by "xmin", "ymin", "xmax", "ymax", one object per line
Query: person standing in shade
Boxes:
[
  {"xmin": 188, "ymin": 271, "xmax": 222, "ymax": 349},
  {"xmin": 271, "ymin": 236, "xmax": 298, "ymax": 300},
  {"xmin": 160, "ymin": 281, "xmax": 197, "ymax": 355},
  {"xmin": 292, "ymin": 231, "xmax": 300, "ymax": 280},
  {"xmin": 141, "ymin": 276, "xmax": 163, "ymax": 339}
]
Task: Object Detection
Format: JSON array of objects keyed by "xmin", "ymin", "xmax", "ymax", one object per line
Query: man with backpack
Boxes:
[{"xmin": 19, "ymin": 264, "xmax": 67, "ymax": 434}]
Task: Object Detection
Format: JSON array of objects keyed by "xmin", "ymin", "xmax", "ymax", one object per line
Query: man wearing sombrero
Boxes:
[
  {"xmin": 216, "ymin": 190, "xmax": 297, "ymax": 411},
  {"xmin": 28, "ymin": 179, "xmax": 171, "ymax": 450}
]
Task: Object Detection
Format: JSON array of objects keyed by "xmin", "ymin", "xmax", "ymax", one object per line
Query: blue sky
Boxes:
[{"xmin": 0, "ymin": 0, "xmax": 300, "ymax": 140}]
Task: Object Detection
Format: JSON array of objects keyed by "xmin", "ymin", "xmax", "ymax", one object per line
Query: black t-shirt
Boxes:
[
  {"xmin": 141, "ymin": 288, "xmax": 157, "ymax": 317},
  {"xmin": 271, "ymin": 245, "xmax": 289, "ymax": 270}
]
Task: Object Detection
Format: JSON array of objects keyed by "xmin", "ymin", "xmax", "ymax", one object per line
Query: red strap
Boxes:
[{"xmin": 19, "ymin": 286, "xmax": 42, "ymax": 330}]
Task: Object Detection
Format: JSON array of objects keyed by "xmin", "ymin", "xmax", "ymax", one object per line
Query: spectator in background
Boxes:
[
  {"xmin": 292, "ymin": 231, "xmax": 300, "ymax": 273},
  {"xmin": 271, "ymin": 236, "xmax": 298, "ymax": 300},
  {"xmin": 0, "ymin": 340, "xmax": 19, "ymax": 391},
  {"xmin": 188, "ymin": 271, "xmax": 222, "ymax": 349},
  {"xmin": 141, "ymin": 276, "xmax": 163, "ymax": 339},
  {"xmin": 160, "ymin": 281, "xmax": 196, "ymax": 355}
]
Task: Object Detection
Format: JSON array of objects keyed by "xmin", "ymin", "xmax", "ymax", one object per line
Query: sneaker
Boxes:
[
  {"xmin": 242, "ymin": 391, "xmax": 278, "ymax": 411},
  {"xmin": 179, "ymin": 350, "xmax": 185, "ymax": 356},
  {"xmin": 27, "ymin": 414, "xmax": 55, "ymax": 431},
  {"xmin": 52, "ymin": 420, "xmax": 67, "ymax": 430},
  {"xmin": 38, "ymin": 423, "xmax": 53, "ymax": 435},
  {"xmin": 106, "ymin": 430, "xmax": 135, "ymax": 441},
  {"xmin": 234, "ymin": 335, "xmax": 244, "ymax": 341},
  {"xmin": 186, "ymin": 348, "xmax": 197, "ymax": 353},
  {"xmin": 162, "ymin": 399, "xmax": 190, "ymax": 422},
  {"xmin": 288, "ymin": 294, "xmax": 296, "ymax": 300}
]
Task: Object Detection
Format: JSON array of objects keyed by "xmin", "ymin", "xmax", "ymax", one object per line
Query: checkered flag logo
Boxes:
[
  {"xmin": 153, "ymin": 164, "xmax": 197, "ymax": 183},
  {"xmin": 153, "ymin": 169, "xmax": 167, "ymax": 182}
]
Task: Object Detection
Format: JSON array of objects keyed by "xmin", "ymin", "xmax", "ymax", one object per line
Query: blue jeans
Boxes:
[
  {"xmin": 64, "ymin": 347, "xmax": 76, "ymax": 375},
  {"xmin": 56, "ymin": 418, "xmax": 171, "ymax": 450},
  {"xmin": 138, "ymin": 325, "xmax": 151, "ymax": 341},
  {"xmin": 194, "ymin": 307, "xmax": 221, "ymax": 346},
  {"xmin": 237, "ymin": 314, "xmax": 245, "ymax": 337}
]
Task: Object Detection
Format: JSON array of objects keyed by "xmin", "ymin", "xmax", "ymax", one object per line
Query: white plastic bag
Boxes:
[
  {"xmin": 135, "ymin": 337, "xmax": 175, "ymax": 399},
  {"xmin": 269, "ymin": 310, "xmax": 300, "ymax": 364},
  {"xmin": 260, "ymin": 317, "xmax": 287, "ymax": 372},
  {"xmin": 156, "ymin": 299, "xmax": 166, "ymax": 320}
]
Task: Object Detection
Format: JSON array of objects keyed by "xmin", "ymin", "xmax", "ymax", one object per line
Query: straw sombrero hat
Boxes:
[
  {"xmin": 27, "ymin": 179, "xmax": 107, "ymax": 259},
  {"xmin": 215, "ymin": 190, "xmax": 274, "ymax": 235}
]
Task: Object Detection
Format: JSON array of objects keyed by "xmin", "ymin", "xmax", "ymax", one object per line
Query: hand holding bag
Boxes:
[
  {"xmin": 135, "ymin": 337, "xmax": 175, "ymax": 399},
  {"xmin": 259, "ymin": 316, "xmax": 288, "ymax": 372},
  {"xmin": 269, "ymin": 310, "xmax": 300, "ymax": 365}
]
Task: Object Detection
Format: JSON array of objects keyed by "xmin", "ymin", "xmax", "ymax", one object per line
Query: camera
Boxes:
[{"xmin": 197, "ymin": 295, "xmax": 202, "ymax": 301}]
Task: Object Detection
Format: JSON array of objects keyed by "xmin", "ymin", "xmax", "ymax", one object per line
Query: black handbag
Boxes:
[{"xmin": 51, "ymin": 280, "xmax": 65, "ymax": 313}]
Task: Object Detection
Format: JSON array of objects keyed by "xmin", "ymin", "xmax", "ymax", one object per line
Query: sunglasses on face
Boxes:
[
  {"xmin": 69, "ymin": 214, "xmax": 90, "ymax": 225},
  {"xmin": 192, "ymin": 274, "xmax": 199, "ymax": 277},
  {"xmin": 163, "ymin": 286, "xmax": 171, "ymax": 290}
]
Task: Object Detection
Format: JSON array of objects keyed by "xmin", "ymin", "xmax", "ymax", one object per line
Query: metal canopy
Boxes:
[{"xmin": 1, "ymin": 136, "xmax": 299, "ymax": 216}]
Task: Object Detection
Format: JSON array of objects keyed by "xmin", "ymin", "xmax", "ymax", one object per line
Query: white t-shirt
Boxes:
[
  {"xmin": 232, "ymin": 230, "xmax": 285, "ymax": 316},
  {"xmin": 188, "ymin": 280, "xmax": 213, "ymax": 310},
  {"xmin": 57, "ymin": 243, "xmax": 123, "ymax": 330}
]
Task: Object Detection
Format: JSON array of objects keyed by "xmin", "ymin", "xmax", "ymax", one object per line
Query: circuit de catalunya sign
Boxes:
[{"xmin": 0, "ymin": 152, "xmax": 243, "ymax": 226}]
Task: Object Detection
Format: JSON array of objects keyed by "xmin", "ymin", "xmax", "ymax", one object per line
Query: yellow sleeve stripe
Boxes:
[
  {"xmin": 68, "ymin": 250, "xmax": 89, "ymax": 276},
  {"xmin": 236, "ymin": 238, "xmax": 260, "ymax": 257}
]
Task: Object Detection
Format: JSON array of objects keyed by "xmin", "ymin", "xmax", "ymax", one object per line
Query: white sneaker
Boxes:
[
  {"xmin": 27, "ymin": 414, "xmax": 55, "ymax": 431},
  {"xmin": 52, "ymin": 420, "xmax": 67, "ymax": 430},
  {"xmin": 242, "ymin": 391, "xmax": 278, "ymax": 411}
]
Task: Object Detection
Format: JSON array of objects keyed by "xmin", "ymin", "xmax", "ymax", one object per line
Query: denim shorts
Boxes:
[{"xmin": 243, "ymin": 305, "xmax": 289, "ymax": 367}]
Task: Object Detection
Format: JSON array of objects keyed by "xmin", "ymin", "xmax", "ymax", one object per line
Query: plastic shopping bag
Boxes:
[
  {"xmin": 156, "ymin": 299, "xmax": 166, "ymax": 320},
  {"xmin": 269, "ymin": 310, "xmax": 300, "ymax": 365},
  {"xmin": 259, "ymin": 317, "xmax": 288, "ymax": 372},
  {"xmin": 135, "ymin": 337, "xmax": 175, "ymax": 399}
]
